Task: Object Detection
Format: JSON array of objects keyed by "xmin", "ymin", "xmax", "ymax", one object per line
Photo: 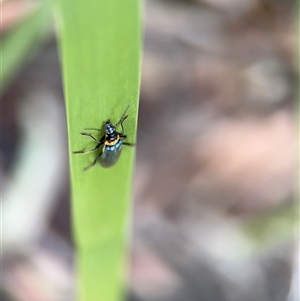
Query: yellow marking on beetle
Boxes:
[{"xmin": 105, "ymin": 135, "xmax": 120, "ymax": 146}]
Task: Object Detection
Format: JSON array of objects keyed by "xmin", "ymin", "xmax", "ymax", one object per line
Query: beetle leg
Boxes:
[
  {"xmin": 84, "ymin": 151, "xmax": 103, "ymax": 171},
  {"xmin": 73, "ymin": 140, "xmax": 104, "ymax": 154},
  {"xmin": 120, "ymin": 134, "xmax": 135, "ymax": 146},
  {"xmin": 84, "ymin": 128, "xmax": 103, "ymax": 132},
  {"xmin": 123, "ymin": 142, "xmax": 135, "ymax": 147},
  {"xmin": 80, "ymin": 132, "xmax": 101, "ymax": 142}
]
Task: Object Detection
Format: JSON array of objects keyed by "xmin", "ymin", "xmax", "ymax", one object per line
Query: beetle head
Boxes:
[{"xmin": 105, "ymin": 120, "xmax": 116, "ymax": 135}]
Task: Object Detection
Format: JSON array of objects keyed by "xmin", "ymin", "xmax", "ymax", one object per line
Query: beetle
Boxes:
[{"xmin": 73, "ymin": 106, "xmax": 135, "ymax": 170}]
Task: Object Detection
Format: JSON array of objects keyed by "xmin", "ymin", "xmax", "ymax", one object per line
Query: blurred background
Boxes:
[{"xmin": 1, "ymin": 0, "xmax": 298, "ymax": 300}]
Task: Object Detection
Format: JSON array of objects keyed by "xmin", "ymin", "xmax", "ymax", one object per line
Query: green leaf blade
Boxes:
[{"xmin": 52, "ymin": 1, "xmax": 141, "ymax": 300}]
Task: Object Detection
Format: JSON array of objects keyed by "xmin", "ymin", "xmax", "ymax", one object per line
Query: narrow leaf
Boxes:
[
  {"xmin": 52, "ymin": 1, "xmax": 141, "ymax": 301},
  {"xmin": 1, "ymin": 3, "xmax": 52, "ymax": 92}
]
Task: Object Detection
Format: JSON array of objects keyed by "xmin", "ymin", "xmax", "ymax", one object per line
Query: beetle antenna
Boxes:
[{"xmin": 116, "ymin": 105, "xmax": 130, "ymax": 126}]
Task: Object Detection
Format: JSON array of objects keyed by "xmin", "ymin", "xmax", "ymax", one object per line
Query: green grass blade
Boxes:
[
  {"xmin": 1, "ymin": 3, "xmax": 52, "ymax": 93},
  {"xmin": 52, "ymin": 1, "xmax": 141, "ymax": 301}
]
